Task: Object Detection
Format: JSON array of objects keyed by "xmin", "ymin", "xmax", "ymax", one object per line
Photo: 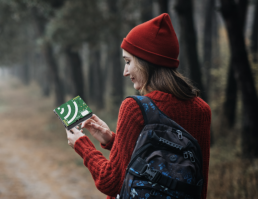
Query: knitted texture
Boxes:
[
  {"xmin": 121, "ymin": 13, "xmax": 179, "ymax": 68},
  {"xmin": 74, "ymin": 90, "xmax": 211, "ymax": 199}
]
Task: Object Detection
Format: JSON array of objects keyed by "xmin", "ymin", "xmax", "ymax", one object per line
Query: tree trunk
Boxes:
[
  {"xmin": 20, "ymin": 64, "xmax": 30, "ymax": 85},
  {"xmin": 107, "ymin": 0, "xmax": 124, "ymax": 114},
  {"xmin": 158, "ymin": 0, "xmax": 169, "ymax": 13},
  {"xmin": 64, "ymin": 46, "xmax": 85, "ymax": 100},
  {"xmin": 34, "ymin": 52, "xmax": 50, "ymax": 97},
  {"xmin": 31, "ymin": 9, "xmax": 64, "ymax": 106},
  {"xmin": 223, "ymin": 61, "xmax": 237, "ymax": 128},
  {"xmin": 203, "ymin": 0, "xmax": 215, "ymax": 101},
  {"xmin": 175, "ymin": 0, "xmax": 206, "ymax": 101},
  {"xmin": 251, "ymin": 0, "xmax": 258, "ymax": 62},
  {"xmin": 202, "ymin": 0, "xmax": 216, "ymax": 146},
  {"xmin": 41, "ymin": 63, "xmax": 51, "ymax": 97},
  {"xmin": 220, "ymin": 0, "xmax": 258, "ymax": 158},
  {"xmin": 42, "ymin": 43, "xmax": 65, "ymax": 106},
  {"xmin": 178, "ymin": 36, "xmax": 190, "ymax": 78},
  {"xmin": 88, "ymin": 43, "xmax": 104, "ymax": 109},
  {"xmin": 138, "ymin": 0, "xmax": 154, "ymax": 96},
  {"xmin": 237, "ymin": 0, "xmax": 248, "ymax": 31},
  {"xmin": 141, "ymin": 0, "xmax": 153, "ymax": 22},
  {"xmin": 222, "ymin": 0, "xmax": 248, "ymax": 129},
  {"xmin": 109, "ymin": 37, "xmax": 124, "ymax": 110}
]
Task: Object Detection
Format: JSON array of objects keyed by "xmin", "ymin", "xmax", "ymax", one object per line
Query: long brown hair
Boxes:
[{"xmin": 133, "ymin": 56, "xmax": 200, "ymax": 100}]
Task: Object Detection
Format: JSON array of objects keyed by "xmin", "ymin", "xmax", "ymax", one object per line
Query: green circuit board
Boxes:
[{"xmin": 53, "ymin": 96, "xmax": 92, "ymax": 129}]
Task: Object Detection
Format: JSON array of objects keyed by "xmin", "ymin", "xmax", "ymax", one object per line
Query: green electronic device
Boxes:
[{"xmin": 53, "ymin": 96, "xmax": 93, "ymax": 130}]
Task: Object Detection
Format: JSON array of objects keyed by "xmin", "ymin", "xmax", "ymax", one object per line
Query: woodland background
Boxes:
[{"xmin": 0, "ymin": 0, "xmax": 258, "ymax": 198}]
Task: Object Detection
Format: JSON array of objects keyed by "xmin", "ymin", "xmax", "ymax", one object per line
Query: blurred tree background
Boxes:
[{"xmin": 0, "ymin": 0, "xmax": 258, "ymax": 198}]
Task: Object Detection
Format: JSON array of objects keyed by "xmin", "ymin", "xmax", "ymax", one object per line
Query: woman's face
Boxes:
[{"xmin": 122, "ymin": 49, "xmax": 145, "ymax": 90}]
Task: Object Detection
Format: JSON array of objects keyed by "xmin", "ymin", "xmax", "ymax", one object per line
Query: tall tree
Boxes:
[
  {"xmin": 203, "ymin": 0, "xmax": 215, "ymax": 101},
  {"xmin": 158, "ymin": 0, "xmax": 169, "ymax": 13},
  {"xmin": 251, "ymin": 0, "xmax": 258, "ymax": 62},
  {"xmin": 64, "ymin": 46, "xmax": 85, "ymax": 99},
  {"xmin": 88, "ymin": 43, "xmax": 104, "ymax": 109},
  {"xmin": 20, "ymin": 64, "xmax": 30, "ymax": 85},
  {"xmin": 106, "ymin": 0, "xmax": 125, "ymax": 113},
  {"xmin": 175, "ymin": 0, "xmax": 207, "ymax": 101},
  {"xmin": 222, "ymin": 0, "xmax": 248, "ymax": 128},
  {"xmin": 220, "ymin": 0, "xmax": 258, "ymax": 158},
  {"xmin": 0, "ymin": 0, "xmax": 65, "ymax": 105},
  {"xmin": 31, "ymin": 7, "xmax": 65, "ymax": 106},
  {"xmin": 0, "ymin": 2, "xmax": 31, "ymax": 76},
  {"xmin": 202, "ymin": 0, "xmax": 216, "ymax": 146},
  {"xmin": 36, "ymin": 53, "xmax": 50, "ymax": 97},
  {"xmin": 140, "ymin": 0, "xmax": 153, "ymax": 22},
  {"xmin": 46, "ymin": 0, "xmax": 105, "ymax": 105},
  {"xmin": 223, "ymin": 64, "xmax": 238, "ymax": 128}
]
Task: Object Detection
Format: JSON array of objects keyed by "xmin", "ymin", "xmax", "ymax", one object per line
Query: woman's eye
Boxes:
[{"xmin": 126, "ymin": 61, "xmax": 130, "ymax": 65}]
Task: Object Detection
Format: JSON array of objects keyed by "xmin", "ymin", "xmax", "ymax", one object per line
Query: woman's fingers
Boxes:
[
  {"xmin": 65, "ymin": 129, "xmax": 69, "ymax": 137},
  {"xmin": 80, "ymin": 115, "xmax": 111, "ymax": 145},
  {"xmin": 81, "ymin": 119, "xmax": 95, "ymax": 128},
  {"xmin": 91, "ymin": 122, "xmax": 107, "ymax": 134},
  {"xmin": 82, "ymin": 115, "xmax": 108, "ymax": 129},
  {"xmin": 91, "ymin": 114, "xmax": 103, "ymax": 123},
  {"xmin": 65, "ymin": 127, "xmax": 86, "ymax": 149},
  {"xmin": 66, "ymin": 129, "xmax": 73, "ymax": 137}
]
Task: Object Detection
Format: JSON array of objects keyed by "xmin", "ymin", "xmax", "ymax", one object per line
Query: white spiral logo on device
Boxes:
[{"xmin": 59, "ymin": 102, "xmax": 78, "ymax": 124}]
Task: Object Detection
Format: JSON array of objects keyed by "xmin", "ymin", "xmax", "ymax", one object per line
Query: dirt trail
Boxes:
[{"xmin": 0, "ymin": 76, "xmax": 106, "ymax": 199}]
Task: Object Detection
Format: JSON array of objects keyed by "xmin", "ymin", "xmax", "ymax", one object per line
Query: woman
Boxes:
[{"xmin": 66, "ymin": 13, "xmax": 211, "ymax": 199}]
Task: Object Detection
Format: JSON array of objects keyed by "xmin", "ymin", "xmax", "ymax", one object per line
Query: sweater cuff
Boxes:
[
  {"xmin": 100, "ymin": 131, "xmax": 116, "ymax": 150},
  {"xmin": 74, "ymin": 135, "xmax": 96, "ymax": 158}
]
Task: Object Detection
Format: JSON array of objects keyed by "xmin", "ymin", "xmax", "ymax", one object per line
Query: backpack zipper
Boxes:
[
  {"xmin": 176, "ymin": 130, "xmax": 183, "ymax": 140},
  {"xmin": 183, "ymin": 150, "xmax": 195, "ymax": 162},
  {"xmin": 188, "ymin": 151, "xmax": 195, "ymax": 162},
  {"xmin": 172, "ymin": 128, "xmax": 203, "ymax": 170}
]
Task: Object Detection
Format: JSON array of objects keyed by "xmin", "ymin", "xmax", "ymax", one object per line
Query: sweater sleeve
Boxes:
[
  {"xmin": 198, "ymin": 101, "xmax": 211, "ymax": 199},
  {"xmin": 74, "ymin": 98, "xmax": 144, "ymax": 197},
  {"xmin": 100, "ymin": 131, "xmax": 116, "ymax": 150}
]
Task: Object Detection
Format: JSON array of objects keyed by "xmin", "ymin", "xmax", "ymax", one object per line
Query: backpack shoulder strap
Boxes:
[
  {"xmin": 126, "ymin": 95, "xmax": 164, "ymax": 125},
  {"xmin": 126, "ymin": 95, "xmax": 188, "ymax": 132}
]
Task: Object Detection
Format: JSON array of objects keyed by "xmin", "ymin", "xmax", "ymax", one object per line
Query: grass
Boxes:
[{"xmin": 208, "ymin": 129, "xmax": 258, "ymax": 199}]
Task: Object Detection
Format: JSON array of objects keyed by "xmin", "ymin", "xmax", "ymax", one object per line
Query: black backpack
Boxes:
[{"xmin": 118, "ymin": 96, "xmax": 203, "ymax": 199}]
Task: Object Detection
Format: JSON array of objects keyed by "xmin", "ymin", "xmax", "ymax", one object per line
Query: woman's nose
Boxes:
[{"xmin": 123, "ymin": 65, "xmax": 129, "ymax": 76}]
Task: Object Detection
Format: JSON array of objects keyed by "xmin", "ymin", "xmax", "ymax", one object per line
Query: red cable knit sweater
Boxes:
[{"xmin": 74, "ymin": 90, "xmax": 211, "ymax": 199}]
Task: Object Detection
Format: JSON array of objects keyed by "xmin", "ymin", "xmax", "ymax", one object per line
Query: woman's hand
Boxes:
[
  {"xmin": 66, "ymin": 128, "xmax": 85, "ymax": 149},
  {"xmin": 81, "ymin": 114, "xmax": 112, "ymax": 145}
]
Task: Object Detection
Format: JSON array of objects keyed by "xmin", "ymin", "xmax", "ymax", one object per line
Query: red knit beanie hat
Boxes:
[{"xmin": 121, "ymin": 13, "xmax": 179, "ymax": 68}]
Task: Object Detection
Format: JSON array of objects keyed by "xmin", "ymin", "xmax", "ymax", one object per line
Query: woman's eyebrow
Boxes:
[{"xmin": 123, "ymin": 56, "xmax": 131, "ymax": 59}]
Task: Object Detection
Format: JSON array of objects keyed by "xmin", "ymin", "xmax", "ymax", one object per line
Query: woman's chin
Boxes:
[{"xmin": 134, "ymin": 84, "xmax": 142, "ymax": 91}]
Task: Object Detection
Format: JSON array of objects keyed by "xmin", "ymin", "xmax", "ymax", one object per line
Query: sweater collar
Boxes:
[{"xmin": 144, "ymin": 90, "xmax": 173, "ymax": 102}]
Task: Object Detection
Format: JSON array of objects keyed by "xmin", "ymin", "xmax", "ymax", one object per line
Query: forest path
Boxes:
[{"xmin": 0, "ymin": 76, "xmax": 106, "ymax": 199}]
